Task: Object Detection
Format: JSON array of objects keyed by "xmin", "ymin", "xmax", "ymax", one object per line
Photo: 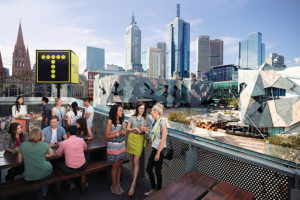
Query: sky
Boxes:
[{"xmin": 0, "ymin": 0, "xmax": 299, "ymax": 74}]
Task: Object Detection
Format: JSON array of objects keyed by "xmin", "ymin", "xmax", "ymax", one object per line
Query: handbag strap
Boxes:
[{"xmin": 151, "ymin": 119, "xmax": 161, "ymax": 142}]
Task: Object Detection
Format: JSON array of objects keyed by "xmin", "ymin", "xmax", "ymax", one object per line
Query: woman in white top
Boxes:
[
  {"xmin": 12, "ymin": 96, "xmax": 27, "ymax": 118},
  {"xmin": 52, "ymin": 98, "xmax": 66, "ymax": 127},
  {"xmin": 66, "ymin": 102, "xmax": 83, "ymax": 127}
]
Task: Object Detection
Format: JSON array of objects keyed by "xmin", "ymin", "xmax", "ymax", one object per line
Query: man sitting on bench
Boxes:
[{"xmin": 56, "ymin": 125, "xmax": 87, "ymax": 189}]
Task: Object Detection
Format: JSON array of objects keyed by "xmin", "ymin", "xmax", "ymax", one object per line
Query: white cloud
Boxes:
[
  {"xmin": 188, "ymin": 18, "xmax": 203, "ymax": 27},
  {"xmin": 190, "ymin": 40, "xmax": 197, "ymax": 53},
  {"xmin": 143, "ymin": 27, "xmax": 166, "ymax": 45},
  {"xmin": 0, "ymin": 0, "xmax": 114, "ymax": 73},
  {"xmin": 294, "ymin": 57, "xmax": 300, "ymax": 65},
  {"xmin": 220, "ymin": 36, "xmax": 240, "ymax": 54}
]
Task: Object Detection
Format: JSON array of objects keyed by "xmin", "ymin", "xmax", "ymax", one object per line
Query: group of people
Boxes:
[
  {"xmin": 4, "ymin": 96, "xmax": 94, "ymax": 196},
  {"xmin": 105, "ymin": 102, "xmax": 167, "ymax": 197},
  {"xmin": 4, "ymin": 96, "xmax": 168, "ymax": 198}
]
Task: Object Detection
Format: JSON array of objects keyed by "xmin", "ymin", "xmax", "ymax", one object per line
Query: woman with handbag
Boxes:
[
  {"xmin": 144, "ymin": 103, "xmax": 167, "ymax": 196},
  {"xmin": 126, "ymin": 102, "xmax": 152, "ymax": 197}
]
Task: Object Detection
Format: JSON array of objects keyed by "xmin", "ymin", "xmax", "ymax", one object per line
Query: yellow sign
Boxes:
[{"xmin": 36, "ymin": 50, "xmax": 79, "ymax": 84}]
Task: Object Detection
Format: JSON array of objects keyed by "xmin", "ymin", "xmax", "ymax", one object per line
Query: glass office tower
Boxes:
[
  {"xmin": 166, "ymin": 4, "xmax": 190, "ymax": 79},
  {"xmin": 86, "ymin": 46, "xmax": 105, "ymax": 71},
  {"xmin": 239, "ymin": 32, "xmax": 265, "ymax": 69}
]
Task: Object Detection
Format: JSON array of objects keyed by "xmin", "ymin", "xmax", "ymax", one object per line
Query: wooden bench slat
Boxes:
[
  {"xmin": 172, "ymin": 173, "xmax": 217, "ymax": 200},
  {"xmin": 202, "ymin": 181, "xmax": 237, "ymax": 200},
  {"xmin": 202, "ymin": 181, "xmax": 255, "ymax": 200},
  {"xmin": 145, "ymin": 170, "xmax": 200, "ymax": 200},
  {"xmin": 228, "ymin": 187, "xmax": 255, "ymax": 200},
  {"xmin": 146, "ymin": 170, "xmax": 217, "ymax": 200}
]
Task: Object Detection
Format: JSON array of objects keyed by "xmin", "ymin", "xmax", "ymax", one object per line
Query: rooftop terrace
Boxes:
[{"xmin": 0, "ymin": 97, "xmax": 299, "ymax": 200}]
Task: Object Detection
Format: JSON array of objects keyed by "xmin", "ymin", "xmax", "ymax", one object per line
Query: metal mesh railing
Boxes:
[
  {"xmin": 143, "ymin": 135, "xmax": 188, "ymax": 188},
  {"xmin": 196, "ymin": 146, "xmax": 289, "ymax": 200}
]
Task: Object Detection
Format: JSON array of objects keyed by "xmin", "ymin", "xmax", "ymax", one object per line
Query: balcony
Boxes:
[{"xmin": 0, "ymin": 97, "xmax": 299, "ymax": 200}]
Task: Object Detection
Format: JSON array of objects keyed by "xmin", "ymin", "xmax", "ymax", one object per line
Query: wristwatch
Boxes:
[{"xmin": 116, "ymin": 132, "xmax": 119, "ymax": 137}]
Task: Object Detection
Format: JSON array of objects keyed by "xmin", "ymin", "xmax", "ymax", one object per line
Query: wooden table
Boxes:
[
  {"xmin": 0, "ymin": 137, "xmax": 107, "ymax": 170},
  {"xmin": 146, "ymin": 170, "xmax": 255, "ymax": 200}
]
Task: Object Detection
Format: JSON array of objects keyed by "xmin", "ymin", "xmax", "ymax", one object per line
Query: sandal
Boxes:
[{"xmin": 128, "ymin": 185, "xmax": 135, "ymax": 197}]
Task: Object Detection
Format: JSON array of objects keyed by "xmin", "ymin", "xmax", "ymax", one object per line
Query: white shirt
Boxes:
[
  {"xmin": 51, "ymin": 128, "xmax": 58, "ymax": 144},
  {"xmin": 85, "ymin": 106, "xmax": 94, "ymax": 128},
  {"xmin": 12, "ymin": 105, "xmax": 27, "ymax": 118}
]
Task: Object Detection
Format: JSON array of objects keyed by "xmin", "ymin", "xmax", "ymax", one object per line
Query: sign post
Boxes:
[{"xmin": 36, "ymin": 50, "xmax": 79, "ymax": 98}]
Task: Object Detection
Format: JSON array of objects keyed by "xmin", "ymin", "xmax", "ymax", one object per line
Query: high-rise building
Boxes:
[
  {"xmin": 196, "ymin": 36, "xmax": 210, "ymax": 78},
  {"xmin": 210, "ymin": 39, "xmax": 223, "ymax": 67},
  {"xmin": 166, "ymin": 4, "xmax": 190, "ymax": 79},
  {"xmin": 105, "ymin": 64, "xmax": 125, "ymax": 72},
  {"xmin": 147, "ymin": 47, "xmax": 162, "ymax": 79},
  {"xmin": 141, "ymin": 51, "xmax": 148, "ymax": 72},
  {"xmin": 196, "ymin": 36, "xmax": 223, "ymax": 79},
  {"xmin": 155, "ymin": 42, "xmax": 166, "ymax": 79},
  {"xmin": 239, "ymin": 32, "xmax": 265, "ymax": 69},
  {"xmin": 86, "ymin": 46, "xmax": 105, "ymax": 71},
  {"xmin": 265, "ymin": 53, "xmax": 285, "ymax": 68},
  {"xmin": 125, "ymin": 13, "xmax": 142, "ymax": 72}
]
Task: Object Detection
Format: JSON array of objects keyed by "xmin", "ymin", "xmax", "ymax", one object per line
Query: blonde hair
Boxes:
[
  {"xmin": 55, "ymin": 98, "xmax": 61, "ymax": 103},
  {"xmin": 29, "ymin": 127, "xmax": 42, "ymax": 143},
  {"xmin": 152, "ymin": 103, "xmax": 164, "ymax": 115}
]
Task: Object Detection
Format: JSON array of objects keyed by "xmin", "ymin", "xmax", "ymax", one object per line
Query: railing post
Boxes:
[
  {"xmin": 186, "ymin": 143, "xmax": 198, "ymax": 172},
  {"xmin": 290, "ymin": 171, "xmax": 300, "ymax": 200}
]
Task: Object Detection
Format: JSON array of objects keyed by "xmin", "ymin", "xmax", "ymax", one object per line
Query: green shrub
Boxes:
[
  {"xmin": 168, "ymin": 112, "xmax": 190, "ymax": 125},
  {"xmin": 268, "ymin": 134, "xmax": 300, "ymax": 150}
]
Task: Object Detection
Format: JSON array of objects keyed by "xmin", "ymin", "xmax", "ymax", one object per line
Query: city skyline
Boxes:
[{"xmin": 0, "ymin": 0, "xmax": 299, "ymax": 75}]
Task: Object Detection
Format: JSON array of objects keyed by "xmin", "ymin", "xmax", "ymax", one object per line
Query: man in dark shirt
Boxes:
[{"xmin": 41, "ymin": 97, "xmax": 51, "ymax": 130}]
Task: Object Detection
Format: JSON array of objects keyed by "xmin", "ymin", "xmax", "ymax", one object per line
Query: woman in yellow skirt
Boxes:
[{"xmin": 126, "ymin": 102, "xmax": 152, "ymax": 197}]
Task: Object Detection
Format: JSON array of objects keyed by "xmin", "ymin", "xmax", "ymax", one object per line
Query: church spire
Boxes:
[
  {"xmin": 24, "ymin": 46, "xmax": 31, "ymax": 69},
  {"xmin": 16, "ymin": 21, "xmax": 25, "ymax": 47},
  {"xmin": 0, "ymin": 51, "xmax": 7, "ymax": 81},
  {"xmin": 0, "ymin": 51, "xmax": 3, "ymax": 69}
]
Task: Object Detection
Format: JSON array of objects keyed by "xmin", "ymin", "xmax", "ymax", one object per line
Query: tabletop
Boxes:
[{"xmin": 0, "ymin": 137, "xmax": 107, "ymax": 169}]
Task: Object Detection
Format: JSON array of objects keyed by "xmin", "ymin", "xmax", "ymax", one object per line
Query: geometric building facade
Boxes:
[
  {"xmin": 239, "ymin": 67, "xmax": 300, "ymax": 135},
  {"xmin": 93, "ymin": 75, "xmax": 212, "ymax": 107}
]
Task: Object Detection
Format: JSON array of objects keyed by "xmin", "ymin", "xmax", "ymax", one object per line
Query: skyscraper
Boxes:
[
  {"xmin": 210, "ymin": 39, "xmax": 223, "ymax": 67},
  {"xmin": 239, "ymin": 32, "xmax": 265, "ymax": 69},
  {"xmin": 166, "ymin": 4, "xmax": 190, "ymax": 79},
  {"xmin": 125, "ymin": 13, "xmax": 142, "ymax": 72},
  {"xmin": 196, "ymin": 36, "xmax": 223, "ymax": 79},
  {"xmin": 196, "ymin": 36, "xmax": 210, "ymax": 78},
  {"xmin": 265, "ymin": 53, "xmax": 285, "ymax": 68},
  {"xmin": 147, "ymin": 47, "xmax": 162, "ymax": 79},
  {"xmin": 141, "ymin": 51, "xmax": 147, "ymax": 72},
  {"xmin": 155, "ymin": 42, "xmax": 166, "ymax": 79},
  {"xmin": 86, "ymin": 46, "xmax": 105, "ymax": 71}
]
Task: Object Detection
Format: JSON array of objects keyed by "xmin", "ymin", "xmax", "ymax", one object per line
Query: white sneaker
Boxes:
[
  {"xmin": 117, "ymin": 184, "xmax": 124, "ymax": 194},
  {"xmin": 111, "ymin": 185, "xmax": 122, "ymax": 195},
  {"xmin": 144, "ymin": 189, "xmax": 156, "ymax": 196}
]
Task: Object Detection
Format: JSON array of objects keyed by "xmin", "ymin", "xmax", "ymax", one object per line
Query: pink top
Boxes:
[{"xmin": 56, "ymin": 135, "xmax": 87, "ymax": 169}]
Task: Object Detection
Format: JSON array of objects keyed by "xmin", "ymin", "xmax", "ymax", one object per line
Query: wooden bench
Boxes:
[
  {"xmin": 202, "ymin": 181, "xmax": 255, "ymax": 200},
  {"xmin": 146, "ymin": 170, "xmax": 255, "ymax": 200},
  {"xmin": 0, "ymin": 160, "xmax": 112, "ymax": 199},
  {"xmin": 146, "ymin": 170, "xmax": 218, "ymax": 200}
]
